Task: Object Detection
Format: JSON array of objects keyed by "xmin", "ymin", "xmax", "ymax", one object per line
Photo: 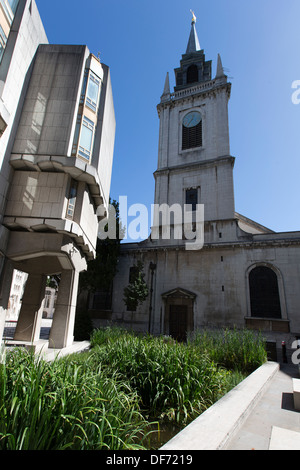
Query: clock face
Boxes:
[{"xmin": 182, "ymin": 111, "xmax": 202, "ymax": 128}]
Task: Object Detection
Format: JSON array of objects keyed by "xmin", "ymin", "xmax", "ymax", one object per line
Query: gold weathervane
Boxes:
[{"xmin": 190, "ymin": 10, "xmax": 196, "ymax": 23}]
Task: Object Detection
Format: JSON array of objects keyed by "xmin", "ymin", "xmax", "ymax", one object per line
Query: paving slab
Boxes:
[
  {"xmin": 269, "ymin": 426, "xmax": 300, "ymax": 450},
  {"xmin": 226, "ymin": 364, "xmax": 300, "ymax": 450}
]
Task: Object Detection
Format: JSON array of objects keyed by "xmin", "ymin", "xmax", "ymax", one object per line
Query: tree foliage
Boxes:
[{"xmin": 78, "ymin": 199, "xmax": 122, "ymax": 294}]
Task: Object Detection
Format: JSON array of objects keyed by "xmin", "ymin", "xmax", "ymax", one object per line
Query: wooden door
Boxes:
[{"xmin": 169, "ymin": 305, "xmax": 188, "ymax": 342}]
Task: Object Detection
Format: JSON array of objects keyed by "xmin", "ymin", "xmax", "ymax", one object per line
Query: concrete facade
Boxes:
[
  {"xmin": 0, "ymin": 1, "xmax": 115, "ymax": 348},
  {"xmin": 101, "ymin": 17, "xmax": 300, "ymax": 361}
]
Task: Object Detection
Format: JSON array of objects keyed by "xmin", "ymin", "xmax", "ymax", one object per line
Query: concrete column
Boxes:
[
  {"xmin": 48, "ymin": 268, "xmax": 79, "ymax": 349},
  {"xmin": 14, "ymin": 273, "xmax": 46, "ymax": 342}
]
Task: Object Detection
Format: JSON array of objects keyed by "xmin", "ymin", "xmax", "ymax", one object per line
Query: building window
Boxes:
[
  {"xmin": 0, "ymin": 0, "xmax": 16, "ymax": 24},
  {"xmin": 249, "ymin": 266, "xmax": 281, "ymax": 319},
  {"xmin": 72, "ymin": 66, "xmax": 100, "ymax": 162},
  {"xmin": 187, "ymin": 64, "xmax": 198, "ymax": 84},
  {"xmin": 185, "ymin": 188, "xmax": 198, "ymax": 211},
  {"xmin": 86, "ymin": 72, "xmax": 100, "ymax": 112},
  {"xmin": 182, "ymin": 111, "xmax": 202, "ymax": 150},
  {"xmin": 7, "ymin": 0, "xmax": 18, "ymax": 14},
  {"xmin": 66, "ymin": 179, "xmax": 77, "ymax": 219},
  {"xmin": 78, "ymin": 116, "xmax": 94, "ymax": 161},
  {"xmin": 0, "ymin": 25, "xmax": 7, "ymax": 63},
  {"xmin": 80, "ymin": 70, "xmax": 101, "ymax": 113}
]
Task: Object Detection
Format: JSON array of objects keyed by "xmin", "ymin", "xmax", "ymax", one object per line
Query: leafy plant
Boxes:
[
  {"xmin": 79, "ymin": 199, "xmax": 123, "ymax": 295},
  {"xmin": 123, "ymin": 261, "xmax": 149, "ymax": 311}
]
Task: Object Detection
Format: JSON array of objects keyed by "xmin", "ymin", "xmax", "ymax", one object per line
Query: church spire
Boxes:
[{"xmin": 186, "ymin": 10, "xmax": 201, "ymax": 54}]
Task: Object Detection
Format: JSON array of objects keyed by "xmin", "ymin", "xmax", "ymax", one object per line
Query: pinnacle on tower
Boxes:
[
  {"xmin": 162, "ymin": 72, "xmax": 170, "ymax": 95},
  {"xmin": 161, "ymin": 72, "xmax": 171, "ymax": 102},
  {"xmin": 215, "ymin": 53, "xmax": 225, "ymax": 78}
]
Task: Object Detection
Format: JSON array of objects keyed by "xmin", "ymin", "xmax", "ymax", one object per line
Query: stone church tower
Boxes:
[
  {"xmin": 99, "ymin": 15, "xmax": 300, "ymax": 362},
  {"xmin": 155, "ymin": 16, "xmax": 234, "ymax": 229}
]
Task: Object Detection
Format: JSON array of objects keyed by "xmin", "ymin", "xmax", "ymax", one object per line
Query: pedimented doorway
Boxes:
[{"xmin": 162, "ymin": 288, "xmax": 196, "ymax": 342}]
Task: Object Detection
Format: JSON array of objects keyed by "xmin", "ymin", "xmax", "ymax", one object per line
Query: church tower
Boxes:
[{"xmin": 154, "ymin": 13, "xmax": 235, "ymax": 228}]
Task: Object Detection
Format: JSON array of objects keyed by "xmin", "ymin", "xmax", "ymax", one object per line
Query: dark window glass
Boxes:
[
  {"xmin": 186, "ymin": 188, "xmax": 198, "ymax": 211},
  {"xmin": 249, "ymin": 266, "xmax": 281, "ymax": 319},
  {"xmin": 187, "ymin": 64, "xmax": 198, "ymax": 84},
  {"xmin": 66, "ymin": 179, "xmax": 77, "ymax": 219}
]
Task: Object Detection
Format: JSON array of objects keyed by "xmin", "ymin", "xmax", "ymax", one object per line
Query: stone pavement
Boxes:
[{"xmin": 225, "ymin": 363, "xmax": 300, "ymax": 450}]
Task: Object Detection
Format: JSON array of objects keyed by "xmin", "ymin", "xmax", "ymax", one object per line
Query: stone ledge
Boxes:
[{"xmin": 160, "ymin": 361, "xmax": 279, "ymax": 450}]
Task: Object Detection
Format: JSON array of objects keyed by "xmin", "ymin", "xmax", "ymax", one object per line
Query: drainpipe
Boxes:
[{"xmin": 148, "ymin": 262, "xmax": 156, "ymax": 334}]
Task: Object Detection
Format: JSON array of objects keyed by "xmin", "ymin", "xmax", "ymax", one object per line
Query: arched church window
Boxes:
[
  {"xmin": 249, "ymin": 266, "xmax": 281, "ymax": 319},
  {"xmin": 187, "ymin": 64, "xmax": 198, "ymax": 84},
  {"xmin": 182, "ymin": 111, "xmax": 202, "ymax": 150}
]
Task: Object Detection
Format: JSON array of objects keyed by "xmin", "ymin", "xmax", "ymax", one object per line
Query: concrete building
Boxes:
[
  {"xmin": 105, "ymin": 15, "xmax": 300, "ymax": 361},
  {"xmin": 6, "ymin": 269, "xmax": 27, "ymax": 321},
  {"xmin": 42, "ymin": 285, "xmax": 57, "ymax": 319},
  {"xmin": 0, "ymin": 0, "xmax": 115, "ymax": 349}
]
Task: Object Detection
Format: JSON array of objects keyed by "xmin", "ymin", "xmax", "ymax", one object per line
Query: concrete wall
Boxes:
[
  {"xmin": 92, "ymin": 64, "xmax": 115, "ymax": 209},
  {"xmin": 0, "ymin": 0, "xmax": 48, "ymax": 220},
  {"xmin": 5, "ymin": 170, "xmax": 68, "ymax": 221},
  {"xmin": 12, "ymin": 44, "xmax": 87, "ymax": 157},
  {"xmin": 0, "ymin": 0, "xmax": 48, "ymax": 342}
]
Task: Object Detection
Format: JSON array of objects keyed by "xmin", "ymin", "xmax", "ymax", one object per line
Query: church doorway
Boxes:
[
  {"xmin": 162, "ymin": 288, "xmax": 196, "ymax": 342},
  {"xmin": 169, "ymin": 305, "xmax": 188, "ymax": 342}
]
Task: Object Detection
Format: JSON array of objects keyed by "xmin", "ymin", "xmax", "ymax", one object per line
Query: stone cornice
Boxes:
[
  {"xmin": 154, "ymin": 155, "xmax": 235, "ymax": 177},
  {"xmin": 157, "ymin": 79, "xmax": 231, "ymax": 114},
  {"xmin": 119, "ymin": 235, "xmax": 300, "ymax": 255}
]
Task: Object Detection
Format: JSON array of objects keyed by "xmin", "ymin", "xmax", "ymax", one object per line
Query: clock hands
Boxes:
[
  {"xmin": 187, "ymin": 116, "xmax": 194, "ymax": 127},
  {"xmin": 184, "ymin": 112, "xmax": 201, "ymax": 128}
]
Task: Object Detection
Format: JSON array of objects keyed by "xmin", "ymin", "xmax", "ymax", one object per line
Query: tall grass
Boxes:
[
  {"xmin": 188, "ymin": 327, "xmax": 267, "ymax": 373},
  {"xmin": 0, "ymin": 326, "xmax": 267, "ymax": 449},
  {"xmin": 90, "ymin": 328, "xmax": 248, "ymax": 423},
  {"xmin": 0, "ymin": 348, "xmax": 150, "ymax": 450}
]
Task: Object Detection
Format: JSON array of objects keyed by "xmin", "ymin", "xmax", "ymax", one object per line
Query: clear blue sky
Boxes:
[{"xmin": 36, "ymin": 0, "xmax": 300, "ymax": 235}]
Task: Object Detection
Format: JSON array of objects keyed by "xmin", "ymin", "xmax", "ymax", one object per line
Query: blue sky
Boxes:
[{"xmin": 36, "ymin": 0, "xmax": 300, "ymax": 235}]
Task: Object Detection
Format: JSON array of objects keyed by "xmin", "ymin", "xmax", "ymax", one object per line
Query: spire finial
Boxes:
[
  {"xmin": 190, "ymin": 9, "xmax": 196, "ymax": 24},
  {"xmin": 186, "ymin": 10, "xmax": 200, "ymax": 53}
]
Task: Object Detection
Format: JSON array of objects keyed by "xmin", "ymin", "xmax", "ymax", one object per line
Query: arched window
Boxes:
[
  {"xmin": 187, "ymin": 64, "xmax": 198, "ymax": 84},
  {"xmin": 249, "ymin": 266, "xmax": 281, "ymax": 319}
]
